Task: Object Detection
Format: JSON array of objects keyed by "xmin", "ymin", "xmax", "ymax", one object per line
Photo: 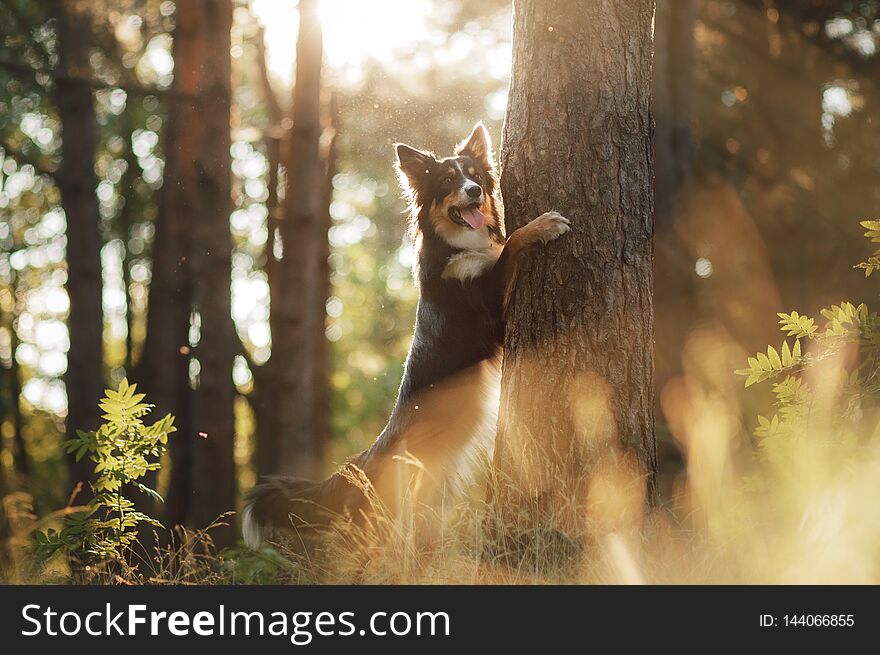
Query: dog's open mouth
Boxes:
[{"xmin": 449, "ymin": 203, "xmax": 485, "ymax": 230}]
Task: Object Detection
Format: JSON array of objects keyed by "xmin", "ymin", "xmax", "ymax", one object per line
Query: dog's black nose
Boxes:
[{"xmin": 466, "ymin": 186, "xmax": 482, "ymax": 199}]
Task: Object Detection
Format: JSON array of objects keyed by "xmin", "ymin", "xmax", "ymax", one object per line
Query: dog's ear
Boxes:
[
  {"xmin": 456, "ymin": 122, "xmax": 495, "ymax": 171},
  {"xmin": 395, "ymin": 144, "xmax": 436, "ymax": 195}
]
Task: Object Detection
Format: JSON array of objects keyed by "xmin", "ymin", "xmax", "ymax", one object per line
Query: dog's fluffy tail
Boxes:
[{"xmin": 242, "ymin": 476, "xmax": 339, "ymax": 549}]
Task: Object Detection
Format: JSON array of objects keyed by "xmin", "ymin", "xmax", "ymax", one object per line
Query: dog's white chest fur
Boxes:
[{"xmin": 441, "ymin": 243, "xmax": 501, "ymax": 281}]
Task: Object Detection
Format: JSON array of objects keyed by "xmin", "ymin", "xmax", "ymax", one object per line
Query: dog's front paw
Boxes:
[{"xmin": 531, "ymin": 211, "xmax": 570, "ymax": 243}]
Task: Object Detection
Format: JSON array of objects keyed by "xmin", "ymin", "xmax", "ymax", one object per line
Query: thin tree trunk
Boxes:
[
  {"xmin": 138, "ymin": 0, "xmax": 200, "ymax": 530},
  {"xmin": 2, "ymin": 278, "xmax": 27, "ymax": 574},
  {"xmin": 252, "ymin": 131, "xmax": 283, "ymax": 479},
  {"xmin": 313, "ymin": 97, "xmax": 338, "ymax": 455},
  {"xmin": 652, "ymin": 0, "xmax": 697, "ymax": 438},
  {"xmin": 495, "ymin": 0, "xmax": 657, "ymax": 528},
  {"xmin": 248, "ymin": 11, "xmax": 330, "ymax": 480},
  {"xmin": 119, "ymin": 111, "xmax": 138, "ymax": 374},
  {"xmin": 252, "ymin": 27, "xmax": 284, "ymax": 479},
  {"xmin": 7, "ymin": 299, "xmax": 27, "ymax": 477},
  {"xmin": 0, "ymin": 280, "xmax": 11, "ymax": 571},
  {"xmin": 272, "ymin": 0, "xmax": 324, "ymax": 478},
  {"xmin": 0, "ymin": 455, "xmax": 9, "ymax": 576},
  {"xmin": 187, "ymin": 0, "xmax": 236, "ymax": 547},
  {"xmin": 53, "ymin": 1, "xmax": 103, "ymax": 499},
  {"xmin": 653, "ymin": 0, "xmax": 694, "ymax": 224}
]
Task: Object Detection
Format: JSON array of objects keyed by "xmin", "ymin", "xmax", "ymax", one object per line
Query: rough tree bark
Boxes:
[
  {"xmin": 53, "ymin": 0, "xmax": 103, "ymax": 497},
  {"xmin": 495, "ymin": 0, "xmax": 657, "ymax": 524},
  {"xmin": 187, "ymin": 0, "xmax": 236, "ymax": 546}
]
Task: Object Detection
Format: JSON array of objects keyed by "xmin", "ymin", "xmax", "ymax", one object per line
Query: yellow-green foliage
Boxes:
[
  {"xmin": 737, "ymin": 221, "xmax": 880, "ymax": 457},
  {"xmin": 34, "ymin": 379, "xmax": 175, "ymax": 563},
  {"xmin": 854, "ymin": 220, "xmax": 880, "ymax": 277}
]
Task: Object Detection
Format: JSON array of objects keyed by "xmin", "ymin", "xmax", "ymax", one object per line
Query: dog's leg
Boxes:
[{"xmin": 495, "ymin": 211, "xmax": 570, "ymax": 313}]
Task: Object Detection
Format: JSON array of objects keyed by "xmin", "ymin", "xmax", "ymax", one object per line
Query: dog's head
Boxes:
[{"xmin": 395, "ymin": 122, "xmax": 503, "ymax": 249}]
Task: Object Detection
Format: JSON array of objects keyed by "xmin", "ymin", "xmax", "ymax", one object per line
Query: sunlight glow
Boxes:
[
  {"xmin": 318, "ymin": 0, "xmax": 435, "ymax": 69},
  {"xmin": 252, "ymin": 0, "xmax": 435, "ymax": 85}
]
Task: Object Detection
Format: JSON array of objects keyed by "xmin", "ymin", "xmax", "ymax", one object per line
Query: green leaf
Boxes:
[
  {"xmin": 39, "ymin": 377, "xmax": 176, "ymax": 568},
  {"xmin": 768, "ymin": 345, "xmax": 782, "ymax": 370},
  {"xmin": 778, "ymin": 311, "xmax": 817, "ymax": 338}
]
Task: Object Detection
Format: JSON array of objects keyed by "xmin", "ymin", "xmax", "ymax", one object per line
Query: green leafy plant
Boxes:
[
  {"xmin": 35, "ymin": 379, "xmax": 175, "ymax": 564},
  {"xmin": 736, "ymin": 221, "xmax": 880, "ymax": 457},
  {"xmin": 854, "ymin": 219, "xmax": 880, "ymax": 277}
]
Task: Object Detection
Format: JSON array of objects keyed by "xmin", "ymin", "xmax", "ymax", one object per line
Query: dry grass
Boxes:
[
  {"xmin": 260, "ymin": 367, "xmax": 880, "ymax": 586},
  {"xmin": 6, "ymin": 362, "xmax": 880, "ymax": 585},
  {"xmin": 6, "ymin": 428, "xmax": 880, "ymax": 585},
  {"xmin": 0, "ymin": 505, "xmax": 289, "ymax": 585}
]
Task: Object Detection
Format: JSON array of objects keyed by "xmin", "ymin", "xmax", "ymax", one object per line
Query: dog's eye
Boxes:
[
  {"xmin": 443, "ymin": 174, "xmax": 454, "ymax": 184},
  {"xmin": 473, "ymin": 172, "xmax": 482, "ymax": 183}
]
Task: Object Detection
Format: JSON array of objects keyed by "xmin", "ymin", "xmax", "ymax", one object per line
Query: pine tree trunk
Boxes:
[
  {"xmin": 652, "ymin": 0, "xmax": 696, "ymax": 467},
  {"xmin": 495, "ymin": 0, "xmax": 657, "ymax": 527},
  {"xmin": 272, "ymin": 0, "xmax": 325, "ymax": 478},
  {"xmin": 118, "ymin": 110, "xmax": 139, "ymax": 373},
  {"xmin": 0, "ymin": 460, "xmax": 9, "ymax": 576},
  {"xmin": 53, "ymin": 1, "xmax": 103, "ymax": 499},
  {"xmin": 252, "ymin": 28, "xmax": 283, "ymax": 479},
  {"xmin": 313, "ymin": 102, "xmax": 338, "ymax": 458},
  {"xmin": 139, "ymin": 0, "xmax": 200, "ymax": 529},
  {"xmin": 187, "ymin": 0, "xmax": 236, "ymax": 546},
  {"xmin": 248, "ymin": 11, "xmax": 331, "ymax": 480},
  {"xmin": 7, "ymin": 310, "xmax": 27, "ymax": 478},
  {"xmin": 252, "ymin": 129, "xmax": 282, "ymax": 480},
  {"xmin": 653, "ymin": 0, "xmax": 694, "ymax": 224}
]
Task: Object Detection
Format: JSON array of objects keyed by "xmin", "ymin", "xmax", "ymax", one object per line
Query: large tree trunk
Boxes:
[
  {"xmin": 271, "ymin": 0, "xmax": 325, "ymax": 478},
  {"xmin": 187, "ymin": 0, "xmax": 236, "ymax": 546},
  {"xmin": 53, "ymin": 1, "xmax": 103, "ymax": 498},
  {"xmin": 495, "ymin": 0, "xmax": 657, "ymax": 531}
]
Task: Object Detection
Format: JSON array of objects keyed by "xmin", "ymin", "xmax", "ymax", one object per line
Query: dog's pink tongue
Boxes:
[{"xmin": 460, "ymin": 206, "xmax": 485, "ymax": 229}]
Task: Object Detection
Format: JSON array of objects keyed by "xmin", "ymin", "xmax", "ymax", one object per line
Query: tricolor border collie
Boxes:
[{"xmin": 243, "ymin": 122, "xmax": 568, "ymax": 547}]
